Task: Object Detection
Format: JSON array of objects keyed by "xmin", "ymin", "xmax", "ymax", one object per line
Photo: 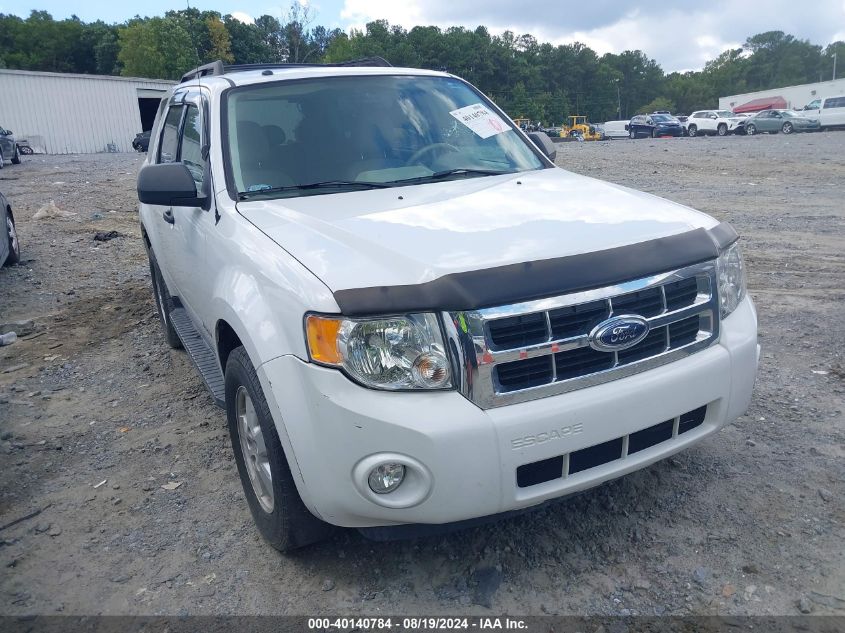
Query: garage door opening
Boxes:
[{"xmin": 137, "ymin": 97, "xmax": 160, "ymax": 132}]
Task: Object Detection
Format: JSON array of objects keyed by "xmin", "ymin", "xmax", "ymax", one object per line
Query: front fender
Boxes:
[{"xmin": 207, "ymin": 231, "xmax": 339, "ymax": 368}]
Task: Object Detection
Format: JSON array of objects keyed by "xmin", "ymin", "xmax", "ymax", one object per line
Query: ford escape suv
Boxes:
[{"xmin": 137, "ymin": 59, "xmax": 759, "ymax": 551}]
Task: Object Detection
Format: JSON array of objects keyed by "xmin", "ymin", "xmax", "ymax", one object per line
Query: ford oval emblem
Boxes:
[{"xmin": 589, "ymin": 315, "xmax": 650, "ymax": 352}]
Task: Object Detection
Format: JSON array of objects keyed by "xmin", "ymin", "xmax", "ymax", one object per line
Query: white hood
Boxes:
[{"xmin": 237, "ymin": 168, "xmax": 718, "ymax": 292}]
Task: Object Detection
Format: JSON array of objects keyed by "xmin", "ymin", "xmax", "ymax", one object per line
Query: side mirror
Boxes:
[
  {"xmin": 137, "ymin": 163, "xmax": 204, "ymax": 207},
  {"xmin": 527, "ymin": 131, "xmax": 557, "ymax": 162},
  {"xmin": 624, "ymin": 124, "xmax": 629, "ymax": 130}
]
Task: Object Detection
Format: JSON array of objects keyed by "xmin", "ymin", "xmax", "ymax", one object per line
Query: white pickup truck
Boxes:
[{"xmin": 137, "ymin": 59, "xmax": 759, "ymax": 551}]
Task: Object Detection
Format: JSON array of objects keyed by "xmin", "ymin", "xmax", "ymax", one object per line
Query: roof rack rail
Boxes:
[
  {"xmin": 179, "ymin": 57, "xmax": 392, "ymax": 84},
  {"xmin": 180, "ymin": 60, "xmax": 225, "ymax": 84}
]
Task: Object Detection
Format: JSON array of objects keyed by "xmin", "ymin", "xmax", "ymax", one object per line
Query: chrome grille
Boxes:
[{"xmin": 443, "ymin": 261, "xmax": 720, "ymax": 409}]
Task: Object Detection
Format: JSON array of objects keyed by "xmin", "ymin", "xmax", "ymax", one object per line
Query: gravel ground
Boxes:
[{"xmin": 1, "ymin": 133, "xmax": 843, "ymax": 617}]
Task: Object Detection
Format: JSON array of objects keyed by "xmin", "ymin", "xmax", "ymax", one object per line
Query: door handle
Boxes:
[{"xmin": 162, "ymin": 208, "xmax": 174, "ymax": 225}]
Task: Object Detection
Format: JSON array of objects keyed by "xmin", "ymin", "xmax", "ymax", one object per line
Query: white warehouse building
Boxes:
[
  {"xmin": 719, "ymin": 78, "xmax": 845, "ymax": 113},
  {"xmin": 0, "ymin": 69, "xmax": 174, "ymax": 154}
]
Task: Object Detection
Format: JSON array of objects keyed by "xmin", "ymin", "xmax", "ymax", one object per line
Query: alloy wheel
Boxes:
[
  {"xmin": 236, "ymin": 386, "xmax": 274, "ymax": 513},
  {"xmin": 7, "ymin": 216, "xmax": 18, "ymax": 255}
]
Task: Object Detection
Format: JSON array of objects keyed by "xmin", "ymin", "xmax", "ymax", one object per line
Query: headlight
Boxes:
[
  {"xmin": 305, "ymin": 313, "xmax": 452, "ymax": 390},
  {"xmin": 717, "ymin": 242, "xmax": 747, "ymax": 318}
]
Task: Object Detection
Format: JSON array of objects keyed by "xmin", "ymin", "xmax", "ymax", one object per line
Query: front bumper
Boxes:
[{"xmin": 258, "ymin": 296, "xmax": 759, "ymax": 528}]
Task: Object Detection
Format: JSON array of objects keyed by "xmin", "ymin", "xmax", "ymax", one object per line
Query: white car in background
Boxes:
[
  {"xmin": 801, "ymin": 95, "xmax": 845, "ymax": 129},
  {"xmin": 686, "ymin": 110, "xmax": 744, "ymax": 137},
  {"xmin": 602, "ymin": 120, "xmax": 631, "ymax": 139}
]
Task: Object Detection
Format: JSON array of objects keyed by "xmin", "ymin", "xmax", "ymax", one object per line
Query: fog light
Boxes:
[{"xmin": 368, "ymin": 463, "xmax": 405, "ymax": 494}]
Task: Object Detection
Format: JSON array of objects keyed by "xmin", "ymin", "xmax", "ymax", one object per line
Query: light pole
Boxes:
[
  {"xmin": 833, "ymin": 51, "xmax": 837, "ymax": 81},
  {"xmin": 615, "ymin": 78, "xmax": 621, "ymax": 119}
]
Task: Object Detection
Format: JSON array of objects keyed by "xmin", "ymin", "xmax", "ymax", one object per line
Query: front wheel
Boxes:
[
  {"xmin": 746, "ymin": 123, "xmax": 757, "ymax": 135},
  {"xmin": 225, "ymin": 347, "xmax": 334, "ymax": 552},
  {"xmin": 782, "ymin": 122, "xmax": 793, "ymax": 134},
  {"xmin": 11, "ymin": 146, "xmax": 21, "ymax": 164},
  {"xmin": 629, "ymin": 129, "xmax": 636, "ymax": 139},
  {"xmin": 687, "ymin": 125, "xmax": 697, "ymax": 137},
  {"xmin": 717, "ymin": 123, "xmax": 728, "ymax": 136}
]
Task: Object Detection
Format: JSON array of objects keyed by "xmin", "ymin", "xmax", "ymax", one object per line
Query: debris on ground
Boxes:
[
  {"xmin": 0, "ymin": 332, "xmax": 17, "ymax": 346},
  {"xmin": 93, "ymin": 230, "xmax": 123, "ymax": 242},
  {"xmin": 32, "ymin": 200, "xmax": 75, "ymax": 220}
]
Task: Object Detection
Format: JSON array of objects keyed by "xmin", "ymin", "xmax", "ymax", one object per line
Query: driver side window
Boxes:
[
  {"xmin": 180, "ymin": 105, "xmax": 206, "ymax": 187},
  {"xmin": 158, "ymin": 105, "xmax": 183, "ymax": 164}
]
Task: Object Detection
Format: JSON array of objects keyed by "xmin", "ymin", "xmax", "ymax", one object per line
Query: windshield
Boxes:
[
  {"xmin": 651, "ymin": 114, "xmax": 675, "ymax": 122},
  {"xmin": 716, "ymin": 110, "xmax": 735, "ymax": 118},
  {"xmin": 225, "ymin": 75, "xmax": 545, "ymax": 199}
]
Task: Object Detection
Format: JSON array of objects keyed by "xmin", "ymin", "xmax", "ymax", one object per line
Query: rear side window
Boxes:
[
  {"xmin": 158, "ymin": 105, "xmax": 183, "ymax": 163},
  {"xmin": 824, "ymin": 97, "xmax": 844, "ymax": 109},
  {"xmin": 180, "ymin": 105, "xmax": 206, "ymax": 186}
]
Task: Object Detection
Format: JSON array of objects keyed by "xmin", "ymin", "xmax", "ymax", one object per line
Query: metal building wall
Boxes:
[
  {"xmin": 719, "ymin": 78, "xmax": 845, "ymax": 112},
  {"xmin": 0, "ymin": 69, "xmax": 174, "ymax": 154}
]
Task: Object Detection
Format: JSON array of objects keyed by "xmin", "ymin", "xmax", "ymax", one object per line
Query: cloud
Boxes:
[
  {"xmin": 230, "ymin": 11, "xmax": 255, "ymax": 25},
  {"xmin": 337, "ymin": 0, "xmax": 845, "ymax": 72}
]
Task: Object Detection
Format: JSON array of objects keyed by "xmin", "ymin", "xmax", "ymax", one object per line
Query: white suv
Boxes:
[
  {"xmin": 137, "ymin": 60, "xmax": 759, "ymax": 551},
  {"xmin": 686, "ymin": 110, "xmax": 744, "ymax": 137}
]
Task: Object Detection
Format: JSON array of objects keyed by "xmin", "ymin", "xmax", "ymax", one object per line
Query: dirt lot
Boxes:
[{"xmin": 1, "ymin": 133, "xmax": 843, "ymax": 617}]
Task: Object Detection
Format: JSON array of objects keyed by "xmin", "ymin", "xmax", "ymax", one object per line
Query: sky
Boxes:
[{"xmin": 3, "ymin": 0, "xmax": 844, "ymax": 73}]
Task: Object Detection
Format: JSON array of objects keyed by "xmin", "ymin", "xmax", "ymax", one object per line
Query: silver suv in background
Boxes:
[{"xmin": 0, "ymin": 126, "xmax": 22, "ymax": 168}]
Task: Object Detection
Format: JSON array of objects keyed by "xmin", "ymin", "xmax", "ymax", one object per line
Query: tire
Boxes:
[
  {"xmin": 148, "ymin": 254, "xmax": 182, "ymax": 349},
  {"xmin": 629, "ymin": 129, "xmax": 636, "ymax": 139},
  {"xmin": 0, "ymin": 153, "xmax": 4, "ymax": 169},
  {"xmin": 225, "ymin": 346, "xmax": 334, "ymax": 552},
  {"xmin": 782, "ymin": 122, "xmax": 793, "ymax": 134},
  {"xmin": 11, "ymin": 146, "xmax": 20, "ymax": 165},
  {"xmin": 717, "ymin": 123, "xmax": 728, "ymax": 136},
  {"xmin": 746, "ymin": 123, "xmax": 756, "ymax": 135},
  {"xmin": 4, "ymin": 210, "xmax": 20, "ymax": 265},
  {"xmin": 687, "ymin": 124, "xmax": 697, "ymax": 137},
  {"xmin": 651, "ymin": 128, "xmax": 658, "ymax": 138}
]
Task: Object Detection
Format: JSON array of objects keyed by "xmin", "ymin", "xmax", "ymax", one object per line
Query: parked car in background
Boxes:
[
  {"xmin": 798, "ymin": 95, "xmax": 845, "ymax": 127},
  {"xmin": 603, "ymin": 120, "xmax": 630, "ymax": 139},
  {"xmin": 744, "ymin": 110, "xmax": 820, "ymax": 135},
  {"xmin": 628, "ymin": 113, "xmax": 683, "ymax": 138},
  {"xmin": 686, "ymin": 110, "xmax": 743, "ymax": 137},
  {"xmin": 731, "ymin": 114, "xmax": 752, "ymax": 135},
  {"xmin": 0, "ymin": 126, "xmax": 22, "ymax": 167},
  {"xmin": 817, "ymin": 95, "xmax": 845, "ymax": 128},
  {"xmin": 1, "ymin": 192, "xmax": 21, "ymax": 267},
  {"xmin": 133, "ymin": 130, "xmax": 151, "ymax": 152}
]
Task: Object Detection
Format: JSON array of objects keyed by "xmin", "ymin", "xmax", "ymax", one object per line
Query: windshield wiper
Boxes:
[
  {"xmin": 389, "ymin": 168, "xmax": 516, "ymax": 184},
  {"xmin": 238, "ymin": 180, "xmax": 394, "ymax": 200}
]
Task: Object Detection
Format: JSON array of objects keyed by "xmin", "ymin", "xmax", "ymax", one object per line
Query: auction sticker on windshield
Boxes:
[{"xmin": 449, "ymin": 103, "xmax": 508, "ymax": 139}]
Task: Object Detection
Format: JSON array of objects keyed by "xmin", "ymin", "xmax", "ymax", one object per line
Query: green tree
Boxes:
[
  {"xmin": 638, "ymin": 96, "xmax": 676, "ymax": 114},
  {"xmin": 117, "ymin": 16, "xmax": 195, "ymax": 80}
]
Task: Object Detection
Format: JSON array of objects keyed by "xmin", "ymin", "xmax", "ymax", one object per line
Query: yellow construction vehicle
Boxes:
[{"xmin": 561, "ymin": 115, "xmax": 603, "ymax": 141}]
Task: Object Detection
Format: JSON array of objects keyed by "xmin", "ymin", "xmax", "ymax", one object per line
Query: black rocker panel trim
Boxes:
[{"xmin": 333, "ymin": 223, "xmax": 736, "ymax": 317}]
